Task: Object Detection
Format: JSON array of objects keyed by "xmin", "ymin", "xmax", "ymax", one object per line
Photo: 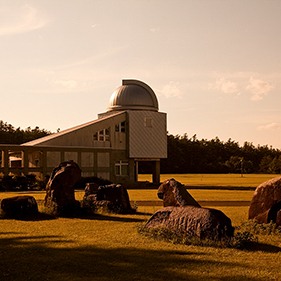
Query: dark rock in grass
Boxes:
[
  {"xmin": 154, "ymin": 179, "xmax": 234, "ymax": 239},
  {"xmin": 82, "ymin": 183, "xmax": 133, "ymax": 214},
  {"xmin": 1, "ymin": 196, "xmax": 38, "ymax": 219},
  {"xmin": 44, "ymin": 160, "xmax": 81, "ymax": 216},
  {"xmin": 145, "ymin": 206, "xmax": 234, "ymax": 239},
  {"xmin": 157, "ymin": 178, "xmax": 201, "ymax": 207},
  {"xmin": 249, "ymin": 176, "xmax": 281, "ymax": 225},
  {"xmin": 84, "ymin": 183, "xmax": 99, "ymax": 196}
]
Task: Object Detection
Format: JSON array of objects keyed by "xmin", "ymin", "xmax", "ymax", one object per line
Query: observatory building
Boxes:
[{"xmin": 0, "ymin": 79, "xmax": 167, "ymax": 186}]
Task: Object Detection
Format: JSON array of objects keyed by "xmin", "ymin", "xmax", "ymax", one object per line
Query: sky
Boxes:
[{"xmin": 1, "ymin": 0, "xmax": 281, "ymax": 149}]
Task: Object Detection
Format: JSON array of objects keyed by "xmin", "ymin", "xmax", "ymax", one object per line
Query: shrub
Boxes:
[
  {"xmin": 237, "ymin": 220, "xmax": 281, "ymax": 235},
  {"xmin": 0, "ymin": 174, "xmax": 46, "ymax": 191}
]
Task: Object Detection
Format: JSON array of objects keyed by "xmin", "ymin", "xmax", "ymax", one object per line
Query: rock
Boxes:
[
  {"xmin": 249, "ymin": 176, "xmax": 281, "ymax": 224},
  {"xmin": 84, "ymin": 183, "xmax": 99, "ymax": 197},
  {"xmin": 82, "ymin": 183, "xmax": 133, "ymax": 213},
  {"xmin": 1, "ymin": 196, "xmax": 38, "ymax": 219},
  {"xmin": 145, "ymin": 206, "xmax": 234, "ymax": 239},
  {"xmin": 153, "ymin": 179, "xmax": 234, "ymax": 239},
  {"xmin": 157, "ymin": 178, "xmax": 201, "ymax": 207},
  {"xmin": 45, "ymin": 160, "xmax": 81, "ymax": 216}
]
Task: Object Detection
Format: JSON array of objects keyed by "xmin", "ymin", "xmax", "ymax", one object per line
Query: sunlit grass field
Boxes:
[
  {"xmin": 138, "ymin": 173, "xmax": 280, "ymax": 188},
  {"xmin": 1, "ymin": 174, "xmax": 281, "ymax": 280}
]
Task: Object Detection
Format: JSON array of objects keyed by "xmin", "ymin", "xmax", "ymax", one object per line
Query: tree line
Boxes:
[
  {"xmin": 160, "ymin": 134, "xmax": 281, "ymax": 174},
  {"xmin": 0, "ymin": 120, "xmax": 52, "ymax": 144},
  {"xmin": 0, "ymin": 120, "xmax": 280, "ymax": 174}
]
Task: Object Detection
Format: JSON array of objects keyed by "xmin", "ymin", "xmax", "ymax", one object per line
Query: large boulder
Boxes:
[
  {"xmin": 45, "ymin": 160, "xmax": 81, "ymax": 215},
  {"xmin": 82, "ymin": 183, "xmax": 133, "ymax": 214},
  {"xmin": 157, "ymin": 178, "xmax": 201, "ymax": 207},
  {"xmin": 1, "ymin": 196, "xmax": 38, "ymax": 219},
  {"xmin": 249, "ymin": 176, "xmax": 281, "ymax": 225},
  {"xmin": 145, "ymin": 206, "xmax": 234, "ymax": 239},
  {"xmin": 84, "ymin": 182, "xmax": 99, "ymax": 196}
]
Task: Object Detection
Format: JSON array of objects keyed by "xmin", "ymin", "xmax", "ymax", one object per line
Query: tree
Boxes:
[{"xmin": 0, "ymin": 120, "xmax": 52, "ymax": 144}]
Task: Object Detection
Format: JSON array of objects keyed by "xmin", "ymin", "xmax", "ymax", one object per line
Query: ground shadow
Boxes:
[
  {"xmin": 0, "ymin": 233, "xmax": 268, "ymax": 281},
  {"xmin": 1, "ymin": 208, "xmax": 148, "ymax": 222},
  {"xmin": 0, "ymin": 212, "xmax": 56, "ymax": 221},
  {"xmin": 243, "ymin": 241, "xmax": 281, "ymax": 253},
  {"xmin": 78, "ymin": 213, "xmax": 145, "ymax": 223}
]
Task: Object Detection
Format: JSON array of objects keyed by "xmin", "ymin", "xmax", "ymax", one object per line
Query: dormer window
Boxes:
[
  {"xmin": 93, "ymin": 128, "xmax": 110, "ymax": 142},
  {"xmin": 115, "ymin": 121, "xmax": 126, "ymax": 133}
]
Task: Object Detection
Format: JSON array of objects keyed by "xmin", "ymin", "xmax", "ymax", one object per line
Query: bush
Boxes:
[
  {"xmin": 237, "ymin": 220, "xmax": 281, "ymax": 235},
  {"xmin": 0, "ymin": 174, "xmax": 45, "ymax": 191}
]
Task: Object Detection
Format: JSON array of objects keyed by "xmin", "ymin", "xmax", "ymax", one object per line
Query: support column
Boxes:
[
  {"xmin": 3, "ymin": 149, "xmax": 9, "ymax": 176},
  {"xmin": 152, "ymin": 160, "xmax": 160, "ymax": 184},
  {"xmin": 23, "ymin": 149, "xmax": 29, "ymax": 175},
  {"xmin": 134, "ymin": 161, "xmax": 138, "ymax": 182}
]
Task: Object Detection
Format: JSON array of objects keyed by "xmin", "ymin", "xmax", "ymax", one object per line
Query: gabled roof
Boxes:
[{"xmin": 22, "ymin": 111, "xmax": 125, "ymax": 146}]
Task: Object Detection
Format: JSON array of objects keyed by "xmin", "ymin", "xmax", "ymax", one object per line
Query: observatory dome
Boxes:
[{"xmin": 107, "ymin": 79, "xmax": 159, "ymax": 112}]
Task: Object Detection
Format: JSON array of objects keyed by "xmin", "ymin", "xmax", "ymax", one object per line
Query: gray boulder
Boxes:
[
  {"xmin": 82, "ymin": 183, "xmax": 133, "ymax": 214},
  {"xmin": 44, "ymin": 160, "xmax": 81, "ymax": 216},
  {"xmin": 157, "ymin": 178, "xmax": 201, "ymax": 207},
  {"xmin": 1, "ymin": 196, "xmax": 38, "ymax": 219},
  {"xmin": 145, "ymin": 206, "xmax": 234, "ymax": 239},
  {"xmin": 249, "ymin": 176, "xmax": 281, "ymax": 225}
]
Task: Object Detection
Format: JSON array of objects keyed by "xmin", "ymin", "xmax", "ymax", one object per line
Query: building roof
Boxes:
[
  {"xmin": 22, "ymin": 111, "xmax": 125, "ymax": 146},
  {"xmin": 107, "ymin": 79, "xmax": 159, "ymax": 112}
]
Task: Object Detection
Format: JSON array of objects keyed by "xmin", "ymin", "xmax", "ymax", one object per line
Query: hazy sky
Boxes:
[{"xmin": 1, "ymin": 0, "xmax": 281, "ymax": 148}]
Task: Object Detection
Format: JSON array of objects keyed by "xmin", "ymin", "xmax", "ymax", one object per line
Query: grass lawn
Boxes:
[
  {"xmin": 138, "ymin": 173, "xmax": 281, "ymax": 188},
  {"xmin": 0, "ymin": 174, "xmax": 281, "ymax": 280},
  {"xmin": 1, "ymin": 205, "xmax": 281, "ymax": 281}
]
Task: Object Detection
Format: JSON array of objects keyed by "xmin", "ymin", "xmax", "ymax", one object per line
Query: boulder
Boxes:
[
  {"xmin": 1, "ymin": 196, "xmax": 38, "ymax": 219},
  {"xmin": 249, "ymin": 176, "xmax": 281, "ymax": 225},
  {"xmin": 145, "ymin": 206, "xmax": 234, "ymax": 239},
  {"xmin": 82, "ymin": 183, "xmax": 133, "ymax": 213},
  {"xmin": 84, "ymin": 182, "xmax": 99, "ymax": 197},
  {"xmin": 45, "ymin": 160, "xmax": 81, "ymax": 215},
  {"xmin": 157, "ymin": 178, "xmax": 201, "ymax": 207}
]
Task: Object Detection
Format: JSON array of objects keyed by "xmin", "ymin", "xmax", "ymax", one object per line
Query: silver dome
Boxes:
[{"xmin": 107, "ymin": 79, "xmax": 159, "ymax": 112}]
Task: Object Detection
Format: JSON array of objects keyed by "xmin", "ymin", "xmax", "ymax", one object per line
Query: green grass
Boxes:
[
  {"xmin": 1, "ymin": 205, "xmax": 281, "ymax": 280},
  {"xmin": 1, "ymin": 174, "xmax": 281, "ymax": 280},
  {"xmin": 138, "ymin": 173, "xmax": 280, "ymax": 188},
  {"xmin": 126, "ymin": 189, "xmax": 254, "ymax": 202},
  {"xmin": 0, "ymin": 189, "xmax": 254, "ymax": 203}
]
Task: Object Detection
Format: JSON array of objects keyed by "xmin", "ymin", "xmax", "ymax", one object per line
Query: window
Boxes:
[
  {"xmin": 115, "ymin": 121, "xmax": 126, "ymax": 133},
  {"xmin": 120, "ymin": 121, "xmax": 125, "ymax": 132},
  {"xmin": 144, "ymin": 117, "xmax": 153, "ymax": 128},
  {"xmin": 115, "ymin": 161, "xmax": 129, "ymax": 176},
  {"xmin": 93, "ymin": 128, "xmax": 110, "ymax": 142}
]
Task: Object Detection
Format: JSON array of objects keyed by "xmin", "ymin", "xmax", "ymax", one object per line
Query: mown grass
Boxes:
[
  {"xmin": 0, "ymin": 189, "xmax": 254, "ymax": 204},
  {"xmin": 138, "ymin": 173, "xmax": 280, "ymax": 188},
  {"xmin": 0, "ymin": 174, "xmax": 281, "ymax": 280},
  {"xmin": 1, "ymin": 204, "xmax": 281, "ymax": 281}
]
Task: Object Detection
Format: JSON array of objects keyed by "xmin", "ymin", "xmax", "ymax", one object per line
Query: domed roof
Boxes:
[{"xmin": 107, "ymin": 79, "xmax": 159, "ymax": 112}]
